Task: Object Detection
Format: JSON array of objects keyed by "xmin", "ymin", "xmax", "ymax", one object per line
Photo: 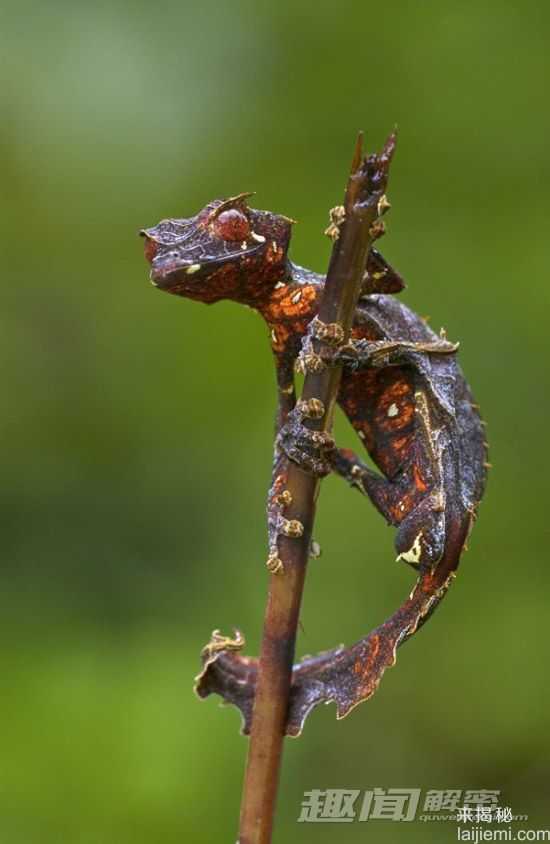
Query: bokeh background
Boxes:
[{"xmin": 2, "ymin": 1, "xmax": 549, "ymax": 841}]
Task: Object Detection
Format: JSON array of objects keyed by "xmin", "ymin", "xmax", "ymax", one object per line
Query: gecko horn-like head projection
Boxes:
[{"xmin": 140, "ymin": 194, "xmax": 294, "ymax": 306}]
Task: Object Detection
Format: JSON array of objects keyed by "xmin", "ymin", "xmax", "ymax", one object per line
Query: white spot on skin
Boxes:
[
  {"xmin": 358, "ymin": 430, "xmax": 366, "ymax": 440},
  {"xmin": 274, "ymin": 281, "xmax": 286, "ymax": 289},
  {"xmin": 272, "ymin": 240, "xmax": 277, "ymax": 251},
  {"xmin": 186, "ymin": 264, "xmax": 201, "ymax": 274},
  {"xmin": 387, "ymin": 402, "xmax": 399, "ymax": 418},
  {"xmin": 291, "ymin": 290, "xmax": 302, "ymax": 304},
  {"xmin": 271, "ymin": 329, "xmax": 277, "ymax": 343},
  {"xmin": 241, "ymin": 241, "xmax": 247, "ymax": 250},
  {"xmin": 251, "ymin": 232, "xmax": 266, "ymax": 243},
  {"xmin": 396, "ymin": 532, "xmax": 423, "ymax": 564}
]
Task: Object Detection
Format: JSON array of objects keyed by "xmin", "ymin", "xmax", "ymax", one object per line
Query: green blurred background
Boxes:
[{"xmin": 2, "ymin": 1, "xmax": 549, "ymax": 841}]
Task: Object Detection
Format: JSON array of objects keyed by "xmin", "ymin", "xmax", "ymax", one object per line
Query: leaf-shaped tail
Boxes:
[{"xmin": 194, "ymin": 517, "xmax": 468, "ymax": 736}]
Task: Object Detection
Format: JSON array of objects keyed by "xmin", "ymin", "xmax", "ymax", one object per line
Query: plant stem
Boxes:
[{"xmin": 237, "ymin": 131, "xmax": 396, "ymax": 844}]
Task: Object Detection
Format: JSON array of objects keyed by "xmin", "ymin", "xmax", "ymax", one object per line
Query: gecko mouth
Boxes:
[{"xmin": 149, "ymin": 245, "xmax": 264, "ymax": 288}]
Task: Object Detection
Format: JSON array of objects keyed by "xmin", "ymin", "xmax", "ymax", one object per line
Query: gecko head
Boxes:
[{"xmin": 140, "ymin": 194, "xmax": 294, "ymax": 306}]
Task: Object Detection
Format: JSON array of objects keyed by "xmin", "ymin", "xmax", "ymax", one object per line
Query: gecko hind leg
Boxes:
[
  {"xmin": 323, "ymin": 337, "xmax": 460, "ymax": 422},
  {"xmin": 331, "ymin": 447, "xmax": 446, "ymax": 573},
  {"xmin": 324, "ymin": 337, "xmax": 459, "ymax": 372},
  {"xmin": 330, "ymin": 447, "xmax": 400, "ymax": 524}
]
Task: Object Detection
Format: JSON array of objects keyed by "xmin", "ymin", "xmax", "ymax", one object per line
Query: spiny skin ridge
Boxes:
[{"xmin": 143, "ymin": 194, "xmax": 488, "ymax": 734}]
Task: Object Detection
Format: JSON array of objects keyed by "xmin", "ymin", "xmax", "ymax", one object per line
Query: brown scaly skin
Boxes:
[{"xmin": 141, "ymin": 192, "xmax": 488, "ymax": 734}]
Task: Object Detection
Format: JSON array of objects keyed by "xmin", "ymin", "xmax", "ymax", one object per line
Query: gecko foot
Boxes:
[{"xmin": 277, "ymin": 405, "xmax": 335, "ymax": 477}]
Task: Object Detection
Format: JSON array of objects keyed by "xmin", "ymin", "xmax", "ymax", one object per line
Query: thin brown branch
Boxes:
[{"xmin": 237, "ymin": 131, "xmax": 397, "ymax": 844}]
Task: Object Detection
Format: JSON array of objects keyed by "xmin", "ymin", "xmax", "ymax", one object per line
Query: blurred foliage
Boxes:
[{"xmin": 2, "ymin": 0, "xmax": 549, "ymax": 841}]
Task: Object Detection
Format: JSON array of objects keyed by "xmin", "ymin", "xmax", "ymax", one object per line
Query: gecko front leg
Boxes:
[
  {"xmin": 277, "ymin": 398, "xmax": 336, "ymax": 478},
  {"xmin": 277, "ymin": 316, "xmax": 347, "ymax": 477},
  {"xmin": 266, "ymin": 355, "xmax": 307, "ymax": 574},
  {"xmin": 266, "ymin": 456, "xmax": 306, "ymax": 575},
  {"xmin": 274, "ymin": 356, "xmax": 296, "ymax": 433}
]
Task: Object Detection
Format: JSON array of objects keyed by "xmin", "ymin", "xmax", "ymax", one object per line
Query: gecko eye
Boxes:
[
  {"xmin": 142, "ymin": 236, "xmax": 159, "ymax": 263},
  {"xmin": 214, "ymin": 208, "xmax": 251, "ymax": 242}
]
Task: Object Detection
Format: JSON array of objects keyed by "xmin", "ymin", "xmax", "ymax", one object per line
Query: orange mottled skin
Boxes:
[
  {"xmin": 144, "ymin": 193, "xmax": 490, "ymax": 737},
  {"xmin": 142, "ymin": 195, "xmax": 487, "ymax": 576}
]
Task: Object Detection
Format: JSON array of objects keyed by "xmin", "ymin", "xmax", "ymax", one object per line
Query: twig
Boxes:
[{"xmin": 237, "ymin": 131, "xmax": 397, "ymax": 844}]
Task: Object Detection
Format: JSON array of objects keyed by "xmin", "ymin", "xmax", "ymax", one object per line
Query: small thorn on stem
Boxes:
[
  {"xmin": 279, "ymin": 518, "xmax": 304, "ymax": 539},
  {"xmin": 266, "ymin": 553, "xmax": 284, "ymax": 575},
  {"xmin": 351, "ymin": 131, "xmax": 364, "ymax": 174},
  {"xmin": 377, "ymin": 194, "xmax": 391, "ymax": 216},
  {"xmin": 297, "ymin": 398, "xmax": 325, "ymax": 419},
  {"xmin": 310, "ymin": 540, "xmax": 322, "ymax": 559},
  {"xmin": 275, "ymin": 489, "xmax": 293, "ymax": 507},
  {"xmin": 381, "ymin": 128, "xmax": 398, "ymax": 165}
]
